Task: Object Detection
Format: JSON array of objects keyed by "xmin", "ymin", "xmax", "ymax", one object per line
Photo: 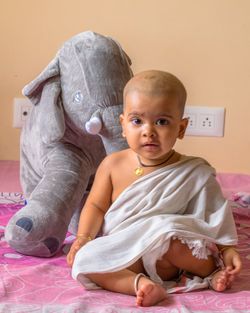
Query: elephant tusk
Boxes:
[{"xmin": 85, "ymin": 116, "xmax": 102, "ymax": 135}]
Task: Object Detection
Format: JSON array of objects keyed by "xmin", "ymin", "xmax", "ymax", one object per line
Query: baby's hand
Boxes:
[
  {"xmin": 221, "ymin": 247, "xmax": 242, "ymax": 275},
  {"xmin": 66, "ymin": 240, "xmax": 79, "ymax": 267},
  {"xmin": 66, "ymin": 236, "xmax": 90, "ymax": 267}
]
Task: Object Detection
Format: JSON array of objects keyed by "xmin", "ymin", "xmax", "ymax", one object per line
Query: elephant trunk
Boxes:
[{"xmin": 85, "ymin": 106, "xmax": 128, "ymax": 154}]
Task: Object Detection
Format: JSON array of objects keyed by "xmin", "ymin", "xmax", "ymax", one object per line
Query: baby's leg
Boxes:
[
  {"xmin": 86, "ymin": 260, "xmax": 167, "ymax": 307},
  {"xmin": 159, "ymin": 238, "xmax": 217, "ymax": 278},
  {"xmin": 157, "ymin": 239, "xmax": 235, "ymax": 292}
]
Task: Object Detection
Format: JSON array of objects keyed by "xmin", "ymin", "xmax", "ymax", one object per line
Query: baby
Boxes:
[{"xmin": 67, "ymin": 70, "xmax": 242, "ymax": 307}]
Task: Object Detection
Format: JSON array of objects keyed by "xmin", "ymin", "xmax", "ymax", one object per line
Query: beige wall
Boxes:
[{"xmin": 1, "ymin": 0, "xmax": 250, "ymax": 173}]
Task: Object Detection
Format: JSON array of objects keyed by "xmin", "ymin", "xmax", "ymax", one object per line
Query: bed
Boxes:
[{"xmin": 0, "ymin": 160, "xmax": 249, "ymax": 312}]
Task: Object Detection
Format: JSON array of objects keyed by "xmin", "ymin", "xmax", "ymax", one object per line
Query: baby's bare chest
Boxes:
[{"xmin": 110, "ymin": 166, "xmax": 154, "ymax": 202}]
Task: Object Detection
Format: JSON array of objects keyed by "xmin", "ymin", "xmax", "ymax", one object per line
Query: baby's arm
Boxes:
[
  {"xmin": 67, "ymin": 156, "xmax": 113, "ymax": 267},
  {"xmin": 218, "ymin": 246, "xmax": 242, "ymax": 275}
]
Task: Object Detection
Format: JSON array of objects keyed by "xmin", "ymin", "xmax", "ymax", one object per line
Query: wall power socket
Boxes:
[{"xmin": 184, "ymin": 106, "xmax": 225, "ymax": 137}]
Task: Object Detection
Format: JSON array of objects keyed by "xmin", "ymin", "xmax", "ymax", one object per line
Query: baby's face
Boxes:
[{"xmin": 120, "ymin": 91, "xmax": 188, "ymax": 162}]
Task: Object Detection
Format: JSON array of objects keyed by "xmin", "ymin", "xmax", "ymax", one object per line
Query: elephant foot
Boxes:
[
  {"xmin": 16, "ymin": 217, "xmax": 33, "ymax": 232},
  {"xmin": 43, "ymin": 237, "xmax": 60, "ymax": 254},
  {"xmin": 5, "ymin": 217, "xmax": 61, "ymax": 257}
]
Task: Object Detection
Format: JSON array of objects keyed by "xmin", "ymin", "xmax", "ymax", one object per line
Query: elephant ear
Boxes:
[{"xmin": 22, "ymin": 56, "xmax": 65, "ymax": 144}]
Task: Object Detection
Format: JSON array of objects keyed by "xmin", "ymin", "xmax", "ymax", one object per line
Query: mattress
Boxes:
[{"xmin": 0, "ymin": 161, "xmax": 249, "ymax": 312}]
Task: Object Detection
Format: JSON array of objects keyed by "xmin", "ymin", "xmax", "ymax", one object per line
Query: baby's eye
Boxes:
[
  {"xmin": 131, "ymin": 118, "xmax": 142, "ymax": 125},
  {"xmin": 155, "ymin": 119, "xmax": 169, "ymax": 126}
]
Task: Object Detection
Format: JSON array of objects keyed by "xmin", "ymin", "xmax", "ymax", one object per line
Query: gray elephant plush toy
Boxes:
[{"xmin": 5, "ymin": 31, "xmax": 132, "ymax": 257}]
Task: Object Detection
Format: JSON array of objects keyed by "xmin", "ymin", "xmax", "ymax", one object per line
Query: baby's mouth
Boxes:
[
  {"xmin": 142, "ymin": 142, "xmax": 158, "ymax": 147},
  {"xmin": 142, "ymin": 143, "xmax": 159, "ymax": 150}
]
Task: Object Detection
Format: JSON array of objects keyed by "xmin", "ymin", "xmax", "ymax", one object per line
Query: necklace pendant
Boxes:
[{"xmin": 134, "ymin": 167, "xmax": 144, "ymax": 176}]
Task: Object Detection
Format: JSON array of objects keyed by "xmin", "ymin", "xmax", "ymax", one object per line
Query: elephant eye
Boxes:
[{"xmin": 73, "ymin": 91, "xmax": 83, "ymax": 104}]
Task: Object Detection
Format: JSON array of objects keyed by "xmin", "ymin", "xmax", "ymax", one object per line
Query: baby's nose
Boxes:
[{"xmin": 142, "ymin": 124, "xmax": 156, "ymax": 137}]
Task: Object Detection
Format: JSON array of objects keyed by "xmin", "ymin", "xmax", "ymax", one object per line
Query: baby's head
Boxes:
[
  {"xmin": 123, "ymin": 70, "xmax": 187, "ymax": 117},
  {"xmin": 121, "ymin": 70, "xmax": 189, "ymax": 147}
]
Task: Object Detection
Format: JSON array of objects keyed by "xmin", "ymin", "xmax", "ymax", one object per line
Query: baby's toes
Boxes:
[
  {"xmin": 226, "ymin": 274, "xmax": 235, "ymax": 288},
  {"xmin": 211, "ymin": 271, "xmax": 228, "ymax": 291},
  {"xmin": 136, "ymin": 290, "xmax": 144, "ymax": 306}
]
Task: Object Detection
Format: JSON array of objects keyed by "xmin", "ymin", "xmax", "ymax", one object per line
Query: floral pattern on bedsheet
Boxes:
[{"xmin": 0, "ymin": 191, "xmax": 250, "ymax": 313}]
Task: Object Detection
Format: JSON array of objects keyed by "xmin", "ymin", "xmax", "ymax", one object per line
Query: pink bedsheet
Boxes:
[{"xmin": 0, "ymin": 162, "xmax": 249, "ymax": 312}]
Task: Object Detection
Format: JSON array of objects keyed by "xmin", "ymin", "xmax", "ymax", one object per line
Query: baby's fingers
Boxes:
[
  {"xmin": 225, "ymin": 266, "xmax": 236, "ymax": 275},
  {"xmin": 226, "ymin": 259, "xmax": 242, "ymax": 275},
  {"xmin": 67, "ymin": 248, "xmax": 76, "ymax": 267},
  {"xmin": 66, "ymin": 252, "xmax": 73, "ymax": 267},
  {"xmin": 233, "ymin": 256, "xmax": 243, "ymax": 272}
]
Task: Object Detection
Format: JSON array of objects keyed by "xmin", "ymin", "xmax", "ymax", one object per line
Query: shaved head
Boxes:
[{"xmin": 124, "ymin": 70, "xmax": 187, "ymax": 116}]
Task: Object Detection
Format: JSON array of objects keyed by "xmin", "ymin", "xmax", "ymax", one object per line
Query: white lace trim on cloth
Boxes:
[{"xmin": 173, "ymin": 236, "xmax": 214, "ymax": 259}]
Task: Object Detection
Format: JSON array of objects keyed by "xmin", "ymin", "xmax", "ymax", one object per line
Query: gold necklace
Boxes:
[{"xmin": 134, "ymin": 150, "xmax": 175, "ymax": 176}]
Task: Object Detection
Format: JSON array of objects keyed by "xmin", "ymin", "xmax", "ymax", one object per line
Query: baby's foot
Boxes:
[
  {"xmin": 210, "ymin": 269, "xmax": 235, "ymax": 292},
  {"xmin": 136, "ymin": 281, "xmax": 167, "ymax": 307}
]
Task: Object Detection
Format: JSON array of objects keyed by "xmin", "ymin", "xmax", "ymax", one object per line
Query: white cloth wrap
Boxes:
[{"xmin": 72, "ymin": 156, "xmax": 238, "ymax": 292}]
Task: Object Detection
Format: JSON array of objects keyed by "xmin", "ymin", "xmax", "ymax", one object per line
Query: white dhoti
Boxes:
[{"xmin": 72, "ymin": 156, "xmax": 238, "ymax": 293}]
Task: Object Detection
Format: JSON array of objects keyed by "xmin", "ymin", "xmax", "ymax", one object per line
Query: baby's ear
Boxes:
[
  {"xmin": 119, "ymin": 114, "xmax": 124, "ymax": 124},
  {"xmin": 119, "ymin": 114, "xmax": 126, "ymax": 137},
  {"xmin": 178, "ymin": 118, "xmax": 189, "ymax": 139}
]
